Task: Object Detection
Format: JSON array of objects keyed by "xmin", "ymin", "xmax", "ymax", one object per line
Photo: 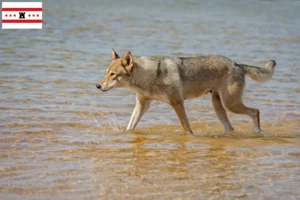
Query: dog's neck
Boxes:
[{"xmin": 126, "ymin": 56, "xmax": 156, "ymax": 94}]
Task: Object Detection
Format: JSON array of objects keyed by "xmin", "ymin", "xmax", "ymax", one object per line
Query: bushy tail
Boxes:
[{"xmin": 239, "ymin": 60, "xmax": 276, "ymax": 82}]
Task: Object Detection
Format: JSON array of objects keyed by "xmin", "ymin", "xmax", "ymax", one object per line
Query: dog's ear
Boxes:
[
  {"xmin": 112, "ymin": 48, "xmax": 120, "ymax": 60},
  {"xmin": 122, "ymin": 51, "xmax": 134, "ymax": 72}
]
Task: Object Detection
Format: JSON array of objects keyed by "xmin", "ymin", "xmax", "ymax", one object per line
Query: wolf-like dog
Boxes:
[{"xmin": 96, "ymin": 49, "xmax": 276, "ymax": 135}]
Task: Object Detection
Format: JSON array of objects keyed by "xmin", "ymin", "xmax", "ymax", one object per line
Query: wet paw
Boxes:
[
  {"xmin": 253, "ymin": 128, "xmax": 268, "ymax": 137},
  {"xmin": 224, "ymin": 128, "xmax": 234, "ymax": 133}
]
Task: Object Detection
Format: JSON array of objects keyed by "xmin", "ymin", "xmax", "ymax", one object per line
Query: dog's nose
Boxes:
[{"xmin": 96, "ymin": 84, "xmax": 101, "ymax": 89}]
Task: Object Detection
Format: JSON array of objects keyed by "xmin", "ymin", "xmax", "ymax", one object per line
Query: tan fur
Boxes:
[{"xmin": 97, "ymin": 49, "xmax": 276, "ymax": 135}]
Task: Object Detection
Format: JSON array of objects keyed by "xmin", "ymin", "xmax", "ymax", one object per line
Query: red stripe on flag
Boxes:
[
  {"xmin": 2, "ymin": 8, "xmax": 42, "ymax": 11},
  {"xmin": 2, "ymin": 20, "xmax": 43, "ymax": 23}
]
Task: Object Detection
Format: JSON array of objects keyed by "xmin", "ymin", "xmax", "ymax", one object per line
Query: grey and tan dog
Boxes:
[{"xmin": 96, "ymin": 49, "xmax": 276, "ymax": 135}]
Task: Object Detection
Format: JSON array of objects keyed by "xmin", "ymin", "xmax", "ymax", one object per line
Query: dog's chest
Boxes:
[{"xmin": 143, "ymin": 90, "xmax": 169, "ymax": 102}]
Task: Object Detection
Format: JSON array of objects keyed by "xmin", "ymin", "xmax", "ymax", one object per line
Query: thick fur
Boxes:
[
  {"xmin": 97, "ymin": 49, "xmax": 276, "ymax": 135},
  {"xmin": 238, "ymin": 60, "xmax": 276, "ymax": 82}
]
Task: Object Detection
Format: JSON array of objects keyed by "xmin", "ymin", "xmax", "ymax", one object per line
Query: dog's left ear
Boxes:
[
  {"xmin": 122, "ymin": 51, "xmax": 134, "ymax": 73},
  {"xmin": 112, "ymin": 48, "xmax": 120, "ymax": 59}
]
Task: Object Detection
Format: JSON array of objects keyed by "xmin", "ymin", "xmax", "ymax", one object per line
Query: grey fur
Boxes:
[{"xmin": 98, "ymin": 51, "xmax": 276, "ymax": 135}]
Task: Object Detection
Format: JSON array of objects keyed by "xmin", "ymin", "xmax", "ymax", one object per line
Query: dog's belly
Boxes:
[
  {"xmin": 182, "ymin": 83, "xmax": 212, "ymax": 100},
  {"xmin": 183, "ymin": 89, "xmax": 208, "ymax": 99}
]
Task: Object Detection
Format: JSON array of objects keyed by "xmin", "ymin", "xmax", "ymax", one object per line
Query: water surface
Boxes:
[{"xmin": 0, "ymin": 0, "xmax": 299, "ymax": 199}]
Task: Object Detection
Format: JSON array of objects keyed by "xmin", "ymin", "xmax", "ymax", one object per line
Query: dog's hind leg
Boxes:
[
  {"xmin": 126, "ymin": 93, "xmax": 151, "ymax": 131},
  {"xmin": 211, "ymin": 91, "xmax": 234, "ymax": 132},
  {"xmin": 170, "ymin": 100, "xmax": 193, "ymax": 134},
  {"xmin": 220, "ymin": 84, "xmax": 264, "ymax": 136}
]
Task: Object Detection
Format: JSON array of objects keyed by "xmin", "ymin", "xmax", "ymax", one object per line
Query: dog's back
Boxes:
[{"xmin": 132, "ymin": 55, "xmax": 275, "ymax": 100}]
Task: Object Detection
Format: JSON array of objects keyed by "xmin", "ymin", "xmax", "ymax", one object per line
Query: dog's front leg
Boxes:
[
  {"xmin": 126, "ymin": 94, "xmax": 150, "ymax": 131},
  {"xmin": 171, "ymin": 101, "xmax": 193, "ymax": 134}
]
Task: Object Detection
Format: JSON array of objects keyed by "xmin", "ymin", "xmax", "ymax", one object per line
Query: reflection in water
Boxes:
[
  {"xmin": 1, "ymin": 0, "xmax": 300, "ymax": 199},
  {"xmin": 0, "ymin": 123, "xmax": 300, "ymax": 199}
]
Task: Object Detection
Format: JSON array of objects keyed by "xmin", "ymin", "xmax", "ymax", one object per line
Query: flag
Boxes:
[{"xmin": 2, "ymin": 2, "xmax": 42, "ymax": 29}]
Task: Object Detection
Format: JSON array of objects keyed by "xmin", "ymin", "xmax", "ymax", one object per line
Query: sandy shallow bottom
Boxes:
[{"xmin": 1, "ymin": 120, "xmax": 300, "ymax": 200}]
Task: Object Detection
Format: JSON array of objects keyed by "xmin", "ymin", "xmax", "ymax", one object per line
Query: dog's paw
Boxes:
[
  {"xmin": 224, "ymin": 128, "xmax": 234, "ymax": 133},
  {"xmin": 252, "ymin": 128, "xmax": 270, "ymax": 137}
]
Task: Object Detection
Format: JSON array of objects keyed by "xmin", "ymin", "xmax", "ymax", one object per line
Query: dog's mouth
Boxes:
[
  {"xmin": 96, "ymin": 84, "xmax": 113, "ymax": 92},
  {"xmin": 96, "ymin": 84, "xmax": 109, "ymax": 92}
]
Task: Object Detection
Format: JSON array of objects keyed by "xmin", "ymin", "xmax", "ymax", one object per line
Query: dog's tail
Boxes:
[{"xmin": 239, "ymin": 60, "xmax": 276, "ymax": 82}]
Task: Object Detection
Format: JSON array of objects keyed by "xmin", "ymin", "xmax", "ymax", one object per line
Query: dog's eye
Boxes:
[{"xmin": 110, "ymin": 72, "xmax": 115, "ymax": 76}]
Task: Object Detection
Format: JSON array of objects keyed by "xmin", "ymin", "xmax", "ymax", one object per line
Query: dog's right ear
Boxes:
[
  {"xmin": 112, "ymin": 48, "xmax": 120, "ymax": 60},
  {"xmin": 122, "ymin": 51, "xmax": 134, "ymax": 73}
]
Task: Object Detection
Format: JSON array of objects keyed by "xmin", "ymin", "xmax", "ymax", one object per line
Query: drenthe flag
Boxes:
[{"xmin": 2, "ymin": 2, "xmax": 42, "ymax": 29}]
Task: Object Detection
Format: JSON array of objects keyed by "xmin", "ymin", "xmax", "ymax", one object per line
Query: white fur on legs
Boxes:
[{"xmin": 126, "ymin": 94, "xmax": 150, "ymax": 130}]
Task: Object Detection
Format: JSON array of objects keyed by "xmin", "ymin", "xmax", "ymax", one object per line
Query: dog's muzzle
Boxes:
[{"xmin": 96, "ymin": 84, "xmax": 101, "ymax": 89}]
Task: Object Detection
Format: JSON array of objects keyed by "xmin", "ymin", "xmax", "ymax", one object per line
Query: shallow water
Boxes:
[{"xmin": 0, "ymin": 0, "xmax": 300, "ymax": 199}]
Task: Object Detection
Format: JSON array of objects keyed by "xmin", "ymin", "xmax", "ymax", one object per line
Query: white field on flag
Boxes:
[{"xmin": 2, "ymin": 2, "xmax": 43, "ymax": 29}]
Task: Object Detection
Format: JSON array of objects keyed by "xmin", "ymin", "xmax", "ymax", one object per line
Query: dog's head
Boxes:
[{"xmin": 96, "ymin": 49, "xmax": 134, "ymax": 92}]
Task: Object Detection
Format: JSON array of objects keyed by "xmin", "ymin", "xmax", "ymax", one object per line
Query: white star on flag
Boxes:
[{"xmin": 2, "ymin": 2, "xmax": 42, "ymax": 29}]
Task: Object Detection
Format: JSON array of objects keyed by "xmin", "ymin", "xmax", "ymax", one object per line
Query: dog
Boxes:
[{"xmin": 96, "ymin": 49, "xmax": 276, "ymax": 135}]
